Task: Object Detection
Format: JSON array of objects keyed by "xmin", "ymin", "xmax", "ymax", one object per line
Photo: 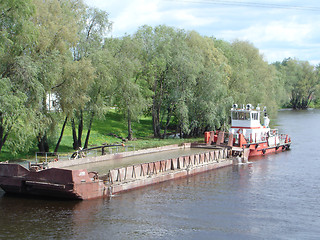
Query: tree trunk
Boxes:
[
  {"xmin": 71, "ymin": 118, "xmax": 78, "ymax": 150},
  {"xmin": 54, "ymin": 116, "xmax": 68, "ymax": 153},
  {"xmin": 37, "ymin": 133, "xmax": 49, "ymax": 153},
  {"xmin": 152, "ymin": 103, "xmax": 161, "ymax": 138},
  {"xmin": 77, "ymin": 110, "xmax": 83, "ymax": 148},
  {"xmin": 0, "ymin": 115, "xmax": 4, "ymax": 152},
  {"xmin": 152, "ymin": 72, "xmax": 166, "ymax": 138},
  {"xmin": 162, "ymin": 107, "xmax": 173, "ymax": 139},
  {"xmin": 127, "ymin": 110, "xmax": 132, "ymax": 141},
  {"xmin": 84, "ymin": 111, "xmax": 95, "ymax": 149},
  {"xmin": 0, "ymin": 112, "xmax": 8, "ymax": 152},
  {"xmin": 0, "ymin": 131, "xmax": 9, "ymax": 152}
]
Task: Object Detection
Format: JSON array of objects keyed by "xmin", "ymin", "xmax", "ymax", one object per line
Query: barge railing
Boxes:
[
  {"xmin": 106, "ymin": 148, "xmax": 230, "ymax": 184},
  {"xmin": 35, "ymin": 144, "xmax": 135, "ymax": 163}
]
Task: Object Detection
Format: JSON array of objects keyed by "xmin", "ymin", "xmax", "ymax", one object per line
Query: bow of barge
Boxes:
[{"xmin": 0, "ymin": 163, "xmax": 106, "ymax": 200}]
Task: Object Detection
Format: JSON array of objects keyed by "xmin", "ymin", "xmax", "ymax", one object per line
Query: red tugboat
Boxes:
[{"xmin": 205, "ymin": 104, "xmax": 291, "ymax": 157}]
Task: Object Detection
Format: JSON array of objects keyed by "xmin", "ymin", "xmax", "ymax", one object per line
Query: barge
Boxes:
[
  {"xmin": 0, "ymin": 104, "xmax": 291, "ymax": 200},
  {"xmin": 0, "ymin": 144, "xmax": 243, "ymax": 200},
  {"xmin": 205, "ymin": 104, "xmax": 291, "ymax": 157}
]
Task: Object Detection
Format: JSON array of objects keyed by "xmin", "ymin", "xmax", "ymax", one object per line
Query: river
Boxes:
[{"xmin": 0, "ymin": 109, "xmax": 319, "ymax": 239}]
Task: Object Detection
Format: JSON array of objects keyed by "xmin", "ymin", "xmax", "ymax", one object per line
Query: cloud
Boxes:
[
  {"xmin": 84, "ymin": 0, "xmax": 162, "ymax": 35},
  {"xmin": 84, "ymin": 0, "xmax": 320, "ymax": 64},
  {"xmin": 220, "ymin": 20, "xmax": 313, "ymax": 45},
  {"xmin": 104, "ymin": 0, "xmax": 219, "ymax": 36}
]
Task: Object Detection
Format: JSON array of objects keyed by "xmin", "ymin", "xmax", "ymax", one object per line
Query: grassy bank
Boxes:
[{"xmin": 0, "ymin": 111, "xmax": 203, "ymax": 162}]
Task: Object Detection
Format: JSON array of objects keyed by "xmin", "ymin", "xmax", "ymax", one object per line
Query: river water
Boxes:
[{"xmin": 1, "ymin": 109, "xmax": 320, "ymax": 239}]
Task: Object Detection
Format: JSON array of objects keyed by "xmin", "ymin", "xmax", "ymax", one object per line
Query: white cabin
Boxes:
[{"xmin": 229, "ymin": 104, "xmax": 272, "ymax": 143}]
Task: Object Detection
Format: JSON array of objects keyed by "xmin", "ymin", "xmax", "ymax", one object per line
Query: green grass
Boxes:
[{"xmin": 0, "ymin": 111, "xmax": 203, "ymax": 162}]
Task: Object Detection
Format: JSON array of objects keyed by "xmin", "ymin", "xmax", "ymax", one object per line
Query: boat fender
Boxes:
[
  {"xmin": 262, "ymin": 149, "xmax": 266, "ymax": 154},
  {"xmin": 255, "ymin": 143, "xmax": 259, "ymax": 149}
]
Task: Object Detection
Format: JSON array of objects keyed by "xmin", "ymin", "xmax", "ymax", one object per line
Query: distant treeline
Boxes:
[{"xmin": 1, "ymin": 0, "xmax": 320, "ymax": 154}]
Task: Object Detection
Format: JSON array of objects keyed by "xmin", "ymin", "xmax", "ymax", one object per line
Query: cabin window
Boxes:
[
  {"xmin": 251, "ymin": 113, "xmax": 259, "ymax": 120},
  {"xmin": 232, "ymin": 111, "xmax": 250, "ymax": 120},
  {"xmin": 232, "ymin": 112, "xmax": 238, "ymax": 120}
]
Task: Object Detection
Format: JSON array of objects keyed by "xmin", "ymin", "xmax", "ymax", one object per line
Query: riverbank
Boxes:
[{"xmin": 0, "ymin": 111, "xmax": 203, "ymax": 162}]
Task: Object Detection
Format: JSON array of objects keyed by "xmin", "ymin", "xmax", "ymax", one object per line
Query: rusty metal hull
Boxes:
[
  {"xmin": 110, "ymin": 159, "xmax": 232, "ymax": 195},
  {"xmin": 0, "ymin": 164, "xmax": 106, "ymax": 200},
  {"xmin": 0, "ymin": 147, "xmax": 234, "ymax": 200}
]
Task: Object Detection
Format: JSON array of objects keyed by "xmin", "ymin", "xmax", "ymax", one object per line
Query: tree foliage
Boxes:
[
  {"xmin": 0, "ymin": 0, "xmax": 39, "ymax": 153},
  {"xmin": 275, "ymin": 58, "xmax": 320, "ymax": 109},
  {"xmin": 1, "ymin": 0, "xmax": 320, "ymax": 156}
]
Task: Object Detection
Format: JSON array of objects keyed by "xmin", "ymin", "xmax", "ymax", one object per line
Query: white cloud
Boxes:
[
  {"xmin": 220, "ymin": 20, "xmax": 313, "ymax": 45},
  {"xmin": 166, "ymin": 8, "xmax": 218, "ymax": 28},
  {"xmin": 84, "ymin": 0, "xmax": 320, "ymax": 64},
  {"xmin": 112, "ymin": 0, "xmax": 162, "ymax": 35}
]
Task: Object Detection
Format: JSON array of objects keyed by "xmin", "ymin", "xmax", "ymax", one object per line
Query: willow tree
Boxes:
[
  {"xmin": 69, "ymin": 6, "xmax": 112, "ymax": 150},
  {"xmin": 135, "ymin": 25, "xmax": 173, "ymax": 138},
  {"xmin": 280, "ymin": 58, "xmax": 320, "ymax": 109},
  {"xmin": 186, "ymin": 33, "xmax": 232, "ymax": 136},
  {"xmin": 29, "ymin": 0, "xmax": 83, "ymax": 152},
  {"xmin": 135, "ymin": 25, "xmax": 200, "ymax": 138},
  {"xmin": 0, "ymin": 0, "xmax": 39, "ymax": 153},
  {"xmin": 135, "ymin": 26, "xmax": 234, "ymax": 138},
  {"xmin": 106, "ymin": 36, "xmax": 148, "ymax": 141},
  {"xmin": 215, "ymin": 39, "xmax": 280, "ymax": 115}
]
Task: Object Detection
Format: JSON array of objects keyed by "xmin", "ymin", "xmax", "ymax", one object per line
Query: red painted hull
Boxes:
[
  {"xmin": 246, "ymin": 141, "xmax": 291, "ymax": 157},
  {"xmin": 204, "ymin": 131, "xmax": 291, "ymax": 158}
]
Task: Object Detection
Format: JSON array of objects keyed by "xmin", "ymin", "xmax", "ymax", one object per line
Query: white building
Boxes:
[{"xmin": 46, "ymin": 92, "xmax": 60, "ymax": 112}]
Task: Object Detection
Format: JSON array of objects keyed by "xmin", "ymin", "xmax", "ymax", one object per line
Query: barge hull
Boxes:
[
  {"xmin": 0, "ymin": 164, "xmax": 105, "ymax": 200},
  {"xmin": 0, "ymin": 147, "xmax": 235, "ymax": 200},
  {"xmin": 110, "ymin": 159, "xmax": 233, "ymax": 195}
]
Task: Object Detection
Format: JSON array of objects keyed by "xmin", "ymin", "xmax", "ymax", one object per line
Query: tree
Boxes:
[
  {"xmin": 30, "ymin": 0, "xmax": 83, "ymax": 152},
  {"xmin": 186, "ymin": 33, "xmax": 232, "ymax": 136},
  {"xmin": 83, "ymin": 48, "xmax": 114, "ymax": 148},
  {"xmin": 280, "ymin": 58, "xmax": 320, "ymax": 109},
  {"xmin": 108, "ymin": 36, "xmax": 148, "ymax": 140},
  {"xmin": 56, "ymin": 58, "xmax": 95, "ymax": 150},
  {"xmin": 69, "ymin": 6, "xmax": 111, "ymax": 150},
  {"xmin": 135, "ymin": 25, "xmax": 198, "ymax": 138},
  {"xmin": 0, "ymin": 0, "xmax": 39, "ymax": 153},
  {"xmin": 215, "ymin": 39, "xmax": 280, "ymax": 116}
]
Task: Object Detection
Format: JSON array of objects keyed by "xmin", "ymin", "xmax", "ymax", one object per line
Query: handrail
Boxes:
[{"xmin": 35, "ymin": 144, "xmax": 135, "ymax": 163}]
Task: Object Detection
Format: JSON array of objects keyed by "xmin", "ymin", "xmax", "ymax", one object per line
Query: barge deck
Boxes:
[{"xmin": 0, "ymin": 144, "xmax": 246, "ymax": 200}]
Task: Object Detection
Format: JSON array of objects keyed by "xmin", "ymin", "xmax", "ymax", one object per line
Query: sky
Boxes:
[{"xmin": 84, "ymin": 0, "xmax": 320, "ymax": 64}]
